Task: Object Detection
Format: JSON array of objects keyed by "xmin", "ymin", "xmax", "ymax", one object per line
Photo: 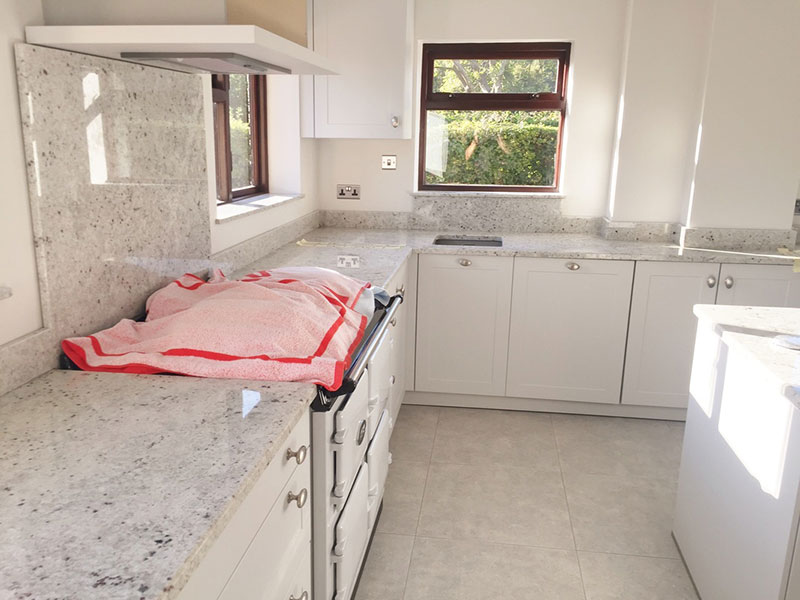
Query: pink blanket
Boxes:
[{"xmin": 62, "ymin": 267, "xmax": 372, "ymax": 390}]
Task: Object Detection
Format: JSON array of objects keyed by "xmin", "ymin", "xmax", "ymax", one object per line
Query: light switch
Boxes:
[{"xmin": 381, "ymin": 155, "xmax": 397, "ymax": 170}]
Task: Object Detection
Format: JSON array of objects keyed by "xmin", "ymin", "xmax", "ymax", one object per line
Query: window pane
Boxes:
[
  {"xmin": 228, "ymin": 74, "xmax": 254, "ymax": 190},
  {"xmin": 424, "ymin": 110, "xmax": 559, "ymax": 187},
  {"xmin": 433, "ymin": 59, "xmax": 558, "ymax": 94}
]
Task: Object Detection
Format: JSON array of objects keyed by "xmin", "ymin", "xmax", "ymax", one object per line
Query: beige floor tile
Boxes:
[
  {"xmin": 579, "ymin": 552, "xmax": 698, "ymax": 600},
  {"xmin": 390, "ymin": 406, "xmax": 440, "ymax": 463},
  {"xmin": 417, "ymin": 462, "xmax": 574, "ymax": 549},
  {"xmin": 553, "ymin": 414, "xmax": 684, "ymax": 480},
  {"xmin": 404, "ymin": 537, "xmax": 585, "ymax": 600},
  {"xmin": 564, "ymin": 471, "xmax": 679, "ymax": 558},
  {"xmin": 354, "ymin": 533, "xmax": 415, "ymax": 600},
  {"xmin": 431, "ymin": 407, "xmax": 560, "ymax": 470},
  {"xmin": 376, "ymin": 460, "xmax": 429, "ymax": 535}
]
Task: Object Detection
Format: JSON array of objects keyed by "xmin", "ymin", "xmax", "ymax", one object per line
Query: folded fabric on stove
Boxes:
[{"xmin": 62, "ymin": 267, "xmax": 372, "ymax": 390}]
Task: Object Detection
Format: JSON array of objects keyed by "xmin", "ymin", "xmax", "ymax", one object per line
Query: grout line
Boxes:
[
  {"xmin": 412, "ymin": 533, "xmax": 579, "ymax": 553},
  {"xmin": 412, "ymin": 408, "xmax": 440, "ymax": 536},
  {"xmin": 553, "ymin": 414, "xmax": 589, "ymax": 600},
  {"xmin": 400, "ymin": 535, "xmax": 419, "ymax": 600}
]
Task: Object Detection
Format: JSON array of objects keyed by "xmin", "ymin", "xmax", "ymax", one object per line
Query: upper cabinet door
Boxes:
[
  {"xmin": 309, "ymin": 0, "xmax": 414, "ymax": 138},
  {"xmin": 716, "ymin": 264, "xmax": 800, "ymax": 308},
  {"xmin": 415, "ymin": 254, "xmax": 514, "ymax": 396},
  {"xmin": 506, "ymin": 257, "xmax": 634, "ymax": 404},
  {"xmin": 622, "ymin": 262, "xmax": 720, "ymax": 409}
]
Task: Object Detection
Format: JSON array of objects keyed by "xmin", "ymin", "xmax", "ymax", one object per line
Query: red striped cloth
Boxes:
[{"xmin": 62, "ymin": 268, "xmax": 371, "ymax": 390}]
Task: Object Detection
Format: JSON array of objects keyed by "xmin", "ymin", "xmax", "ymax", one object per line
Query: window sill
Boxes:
[
  {"xmin": 215, "ymin": 193, "xmax": 304, "ymax": 224},
  {"xmin": 412, "ymin": 190, "xmax": 565, "ymax": 200}
]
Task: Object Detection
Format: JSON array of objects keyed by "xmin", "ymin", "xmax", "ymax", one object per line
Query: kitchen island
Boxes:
[{"xmin": 674, "ymin": 305, "xmax": 800, "ymax": 600}]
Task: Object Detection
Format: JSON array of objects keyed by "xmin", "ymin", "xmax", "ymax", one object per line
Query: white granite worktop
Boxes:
[{"xmin": 693, "ymin": 305, "xmax": 800, "ymax": 406}]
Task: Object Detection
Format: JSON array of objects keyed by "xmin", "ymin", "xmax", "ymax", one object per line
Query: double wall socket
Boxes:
[{"xmin": 337, "ymin": 184, "xmax": 361, "ymax": 199}]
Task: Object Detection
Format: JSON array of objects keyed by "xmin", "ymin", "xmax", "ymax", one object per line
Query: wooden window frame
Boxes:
[
  {"xmin": 212, "ymin": 74, "xmax": 269, "ymax": 204},
  {"xmin": 418, "ymin": 42, "xmax": 571, "ymax": 193}
]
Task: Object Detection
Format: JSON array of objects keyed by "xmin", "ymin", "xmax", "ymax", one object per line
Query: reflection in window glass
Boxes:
[
  {"xmin": 228, "ymin": 74, "xmax": 254, "ymax": 190},
  {"xmin": 433, "ymin": 59, "xmax": 558, "ymax": 94},
  {"xmin": 424, "ymin": 110, "xmax": 560, "ymax": 188}
]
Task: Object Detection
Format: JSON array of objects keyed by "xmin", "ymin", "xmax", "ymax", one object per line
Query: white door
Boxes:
[
  {"xmin": 621, "ymin": 262, "xmax": 720, "ymax": 408},
  {"xmin": 415, "ymin": 254, "xmax": 514, "ymax": 396},
  {"xmin": 311, "ymin": 0, "xmax": 413, "ymax": 138},
  {"xmin": 506, "ymin": 257, "xmax": 634, "ymax": 404},
  {"xmin": 716, "ymin": 264, "xmax": 800, "ymax": 307}
]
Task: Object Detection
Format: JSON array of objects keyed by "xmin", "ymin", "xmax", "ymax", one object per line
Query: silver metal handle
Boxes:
[
  {"xmin": 287, "ymin": 488, "xmax": 308, "ymax": 509},
  {"xmin": 356, "ymin": 420, "xmax": 367, "ymax": 445},
  {"xmin": 390, "ymin": 318, "xmax": 397, "ymax": 327},
  {"xmin": 707, "ymin": 276, "xmax": 717, "ymax": 288},
  {"xmin": 391, "ymin": 115, "xmax": 399, "ymax": 128},
  {"xmin": 286, "ymin": 444, "xmax": 307, "ymax": 465},
  {"xmin": 290, "ymin": 592, "xmax": 308, "ymax": 600},
  {"xmin": 459, "ymin": 259, "xmax": 472, "ymax": 267},
  {"xmin": 565, "ymin": 262, "xmax": 580, "ymax": 271},
  {"xmin": 724, "ymin": 276, "xmax": 734, "ymax": 289},
  {"xmin": 390, "ymin": 375, "xmax": 396, "ymax": 385}
]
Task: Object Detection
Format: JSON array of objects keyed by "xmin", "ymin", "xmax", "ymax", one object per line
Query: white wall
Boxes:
[
  {"xmin": 319, "ymin": 0, "xmax": 629, "ymax": 218},
  {"xmin": 0, "ymin": 0, "xmax": 44, "ymax": 345},
  {"xmin": 608, "ymin": 0, "xmax": 714, "ymax": 224},
  {"xmin": 686, "ymin": 0, "xmax": 800, "ymax": 230}
]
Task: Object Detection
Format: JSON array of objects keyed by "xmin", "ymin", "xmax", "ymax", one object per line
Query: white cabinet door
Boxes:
[
  {"xmin": 621, "ymin": 262, "xmax": 720, "ymax": 408},
  {"xmin": 716, "ymin": 264, "xmax": 800, "ymax": 307},
  {"xmin": 415, "ymin": 254, "xmax": 514, "ymax": 396},
  {"xmin": 506, "ymin": 257, "xmax": 634, "ymax": 404},
  {"xmin": 310, "ymin": 0, "xmax": 413, "ymax": 138}
]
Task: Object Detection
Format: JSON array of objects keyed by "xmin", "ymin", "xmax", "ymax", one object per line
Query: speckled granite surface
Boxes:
[
  {"xmin": 693, "ymin": 305, "xmax": 800, "ymax": 407},
  {"xmin": 0, "ymin": 370, "xmax": 316, "ymax": 600},
  {"xmin": 680, "ymin": 226, "xmax": 797, "ymax": 251}
]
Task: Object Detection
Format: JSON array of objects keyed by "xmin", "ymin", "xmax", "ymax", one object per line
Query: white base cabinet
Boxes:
[
  {"xmin": 506, "ymin": 257, "xmax": 634, "ymax": 404},
  {"xmin": 415, "ymin": 254, "xmax": 514, "ymax": 396},
  {"xmin": 716, "ymin": 263, "xmax": 800, "ymax": 307}
]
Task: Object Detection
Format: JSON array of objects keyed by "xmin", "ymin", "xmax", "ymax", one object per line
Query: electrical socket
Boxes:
[
  {"xmin": 337, "ymin": 255, "xmax": 361, "ymax": 268},
  {"xmin": 381, "ymin": 155, "xmax": 397, "ymax": 170},
  {"xmin": 336, "ymin": 184, "xmax": 361, "ymax": 199}
]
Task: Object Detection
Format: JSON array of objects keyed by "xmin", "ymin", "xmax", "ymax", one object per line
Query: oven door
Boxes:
[
  {"xmin": 333, "ymin": 463, "xmax": 369, "ymax": 600},
  {"xmin": 333, "ymin": 378, "xmax": 370, "ymax": 503},
  {"xmin": 366, "ymin": 408, "xmax": 391, "ymax": 530},
  {"xmin": 367, "ymin": 328, "xmax": 393, "ymax": 439}
]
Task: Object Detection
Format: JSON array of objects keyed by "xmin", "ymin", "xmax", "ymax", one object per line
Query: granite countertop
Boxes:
[
  {"xmin": 0, "ymin": 371, "xmax": 316, "ymax": 600},
  {"xmin": 693, "ymin": 305, "xmax": 800, "ymax": 406}
]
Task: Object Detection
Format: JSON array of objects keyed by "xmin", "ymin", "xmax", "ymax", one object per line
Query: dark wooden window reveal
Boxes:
[
  {"xmin": 212, "ymin": 74, "xmax": 268, "ymax": 204},
  {"xmin": 418, "ymin": 42, "xmax": 571, "ymax": 192}
]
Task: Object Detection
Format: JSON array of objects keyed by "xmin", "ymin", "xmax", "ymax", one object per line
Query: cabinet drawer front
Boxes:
[
  {"xmin": 416, "ymin": 254, "xmax": 514, "ymax": 396},
  {"xmin": 177, "ymin": 412, "xmax": 310, "ymax": 600},
  {"xmin": 271, "ymin": 542, "xmax": 311, "ymax": 600},
  {"xmin": 367, "ymin": 328, "xmax": 392, "ymax": 439},
  {"xmin": 219, "ymin": 464, "xmax": 311, "ymax": 600},
  {"xmin": 334, "ymin": 464, "xmax": 370, "ymax": 600},
  {"xmin": 333, "ymin": 381, "xmax": 370, "ymax": 501},
  {"xmin": 716, "ymin": 264, "xmax": 800, "ymax": 308},
  {"xmin": 367, "ymin": 409, "xmax": 391, "ymax": 530},
  {"xmin": 507, "ymin": 257, "xmax": 634, "ymax": 404}
]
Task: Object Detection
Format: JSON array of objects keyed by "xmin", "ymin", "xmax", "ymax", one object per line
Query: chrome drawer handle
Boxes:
[
  {"xmin": 287, "ymin": 488, "xmax": 308, "ymax": 509},
  {"xmin": 724, "ymin": 276, "xmax": 734, "ymax": 289},
  {"xmin": 286, "ymin": 444, "xmax": 308, "ymax": 465},
  {"xmin": 459, "ymin": 259, "xmax": 472, "ymax": 267},
  {"xmin": 356, "ymin": 420, "xmax": 367, "ymax": 445},
  {"xmin": 707, "ymin": 276, "xmax": 717, "ymax": 288},
  {"xmin": 290, "ymin": 592, "xmax": 309, "ymax": 600},
  {"xmin": 390, "ymin": 375, "xmax": 396, "ymax": 385},
  {"xmin": 391, "ymin": 115, "xmax": 400, "ymax": 128},
  {"xmin": 565, "ymin": 262, "xmax": 580, "ymax": 271}
]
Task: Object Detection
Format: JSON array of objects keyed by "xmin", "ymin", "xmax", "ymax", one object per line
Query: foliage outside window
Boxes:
[
  {"xmin": 419, "ymin": 42, "xmax": 571, "ymax": 192},
  {"xmin": 212, "ymin": 74, "xmax": 268, "ymax": 204}
]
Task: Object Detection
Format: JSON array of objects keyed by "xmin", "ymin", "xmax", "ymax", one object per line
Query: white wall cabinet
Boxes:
[
  {"xmin": 622, "ymin": 262, "xmax": 721, "ymax": 408},
  {"xmin": 716, "ymin": 264, "xmax": 800, "ymax": 307},
  {"xmin": 307, "ymin": 0, "xmax": 414, "ymax": 138},
  {"xmin": 415, "ymin": 254, "xmax": 514, "ymax": 396},
  {"xmin": 506, "ymin": 257, "xmax": 634, "ymax": 404}
]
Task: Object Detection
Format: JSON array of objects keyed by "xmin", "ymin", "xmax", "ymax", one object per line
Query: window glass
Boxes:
[
  {"xmin": 433, "ymin": 59, "xmax": 559, "ymax": 94},
  {"xmin": 424, "ymin": 110, "xmax": 560, "ymax": 187},
  {"xmin": 228, "ymin": 74, "xmax": 254, "ymax": 191}
]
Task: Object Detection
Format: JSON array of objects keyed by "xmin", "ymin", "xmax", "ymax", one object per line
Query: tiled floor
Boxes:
[{"xmin": 354, "ymin": 405, "xmax": 698, "ymax": 600}]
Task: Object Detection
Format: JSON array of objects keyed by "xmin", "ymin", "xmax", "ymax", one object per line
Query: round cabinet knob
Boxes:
[
  {"xmin": 565, "ymin": 262, "xmax": 580, "ymax": 271},
  {"xmin": 286, "ymin": 444, "xmax": 308, "ymax": 465},
  {"xmin": 391, "ymin": 115, "xmax": 400, "ymax": 128},
  {"xmin": 287, "ymin": 488, "xmax": 308, "ymax": 509},
  {"xmin": 724, "ymin": 276, "xmax": 734, "ymax": 289},
  {"xmin": 459, "ymin": 259, "xmax": 472, "ymax": 267},
  {"xmin": 706, "ymin": 276, "xmax": 717, "ymax": 288},
  {"xmin": 290, "ymin": 592, "xmax": 309, "ymax": 600}
]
